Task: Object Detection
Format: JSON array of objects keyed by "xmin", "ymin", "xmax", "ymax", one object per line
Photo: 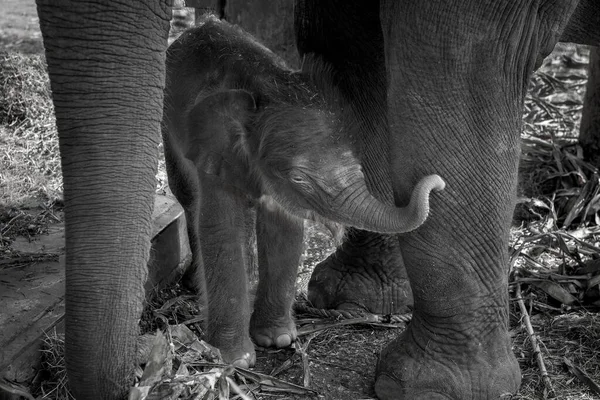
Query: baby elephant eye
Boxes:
[
  {"xmin": 288, "ymin": 172, "xmax": 313, "ymax": 192},
  {"xmin": 291, "ymin": 175, "xmax": 306, "ymax": 184}
]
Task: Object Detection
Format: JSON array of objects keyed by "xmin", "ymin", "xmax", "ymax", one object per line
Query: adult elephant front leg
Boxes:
[
  {"xmin": 36, "ymin": 1, "xmax": 170, "ymax": 398},
  {"xmin": 375, "ymin": 1, "xmax": 578, "ymax": 398}
]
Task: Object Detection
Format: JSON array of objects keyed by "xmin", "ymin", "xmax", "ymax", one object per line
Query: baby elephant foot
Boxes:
[
  {"xmin": 212, "ymin": 334, "xmax": 256, "ymax": 368},
  {"xmin": 250, "ymin": 314, "xmax": 297, "ymax": 349}
]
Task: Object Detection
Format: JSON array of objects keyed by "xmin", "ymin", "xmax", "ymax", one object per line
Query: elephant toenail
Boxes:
[
  {"xmin": 231, "ymin": 354, "xmax": 253, "ymax": 368},
  {"xmin": 275, "ymin": 334, "xmax": 293, "ymax": 348}
]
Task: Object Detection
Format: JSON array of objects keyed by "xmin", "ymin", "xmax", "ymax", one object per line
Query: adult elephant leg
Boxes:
[
  {"xmin": 580, "ymin": 47, "xmax": 600, "ymax": 166},
  {"xmin": 250, "ymin": 203, "xmax": 304, "ymax": 348},
  {"xmin": 35, "ymin": 1, "xmax": 170, "ymax": 398},
  {"xmin": 199, "ymin": 175, "xmax": 254, "ymax": 367},
  {"xmin": 375, "ymin": 1, "xmax": 577, "ymax": 398},
  {"xmin": 308, "ymin": 229, "xmax": 412, "ymax": 313},
  {"xmin": 297, "ymin": 0, "xmax": 412, "ymax": 314}
]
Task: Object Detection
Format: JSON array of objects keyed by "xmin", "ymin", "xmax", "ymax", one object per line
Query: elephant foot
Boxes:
[
  {"xmin": 308, "ymin": 229, "xmax": 412, "ymax": 314},
  {"xmin": 209, "ymin": 332, "xmax": 256, "ymax": 368},
  {"xmin": 374, "ymin": 324, "xmax": 521, "ymax": 399},
  {"xmin": 250, "ymin": 312, "xmax": 297, "ymax": 349}
]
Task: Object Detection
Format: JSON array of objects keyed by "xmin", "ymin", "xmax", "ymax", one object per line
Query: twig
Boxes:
[
  {"xmin": 563, "ymin": 357, "xmax": 600, "ymax": 395},
  {"xmin": 294, "ymin": 302, "xmax": 412, "ymax": 325},
  {"xmin": 296, "ymin": 332, "xmax": 320, "ymax": 388},
  {"xmin": 226, "ymin": 376, "xmax": 254, "ymax": 400},
  {"xmin": 516, "ymin": 284, "xmax": 554, "ymax": 398},
  {"xmin": 297, "ymin": 317, "xmax": 379, "ymax": 337}
]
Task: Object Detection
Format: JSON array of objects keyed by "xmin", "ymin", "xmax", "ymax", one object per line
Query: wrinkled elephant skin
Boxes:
[
  {"xmin": 35, "ymin": 1, "xmax": 170, "ymax": 398},
  {"xmin": 308, "ymin": 228, "xmax": 413, "ymax": 314},
  {"xmin": 297, "ymin": 0, "xmax": 593, "ymax": 398},
  {"xmin": 162, "ymin": 18, "xmax": 443, "ymax": 366},
  {"xmin": 35, "ymin": 0, "xmax": 600, "ymax": 398}
]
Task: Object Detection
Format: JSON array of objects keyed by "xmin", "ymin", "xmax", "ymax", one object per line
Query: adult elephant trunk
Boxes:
[
  {"xmin": 318, "ymin": 174, "xmax": 445, "ymax": 234},
  {"xmin": 36, "ymin": 1, "xmax": 171, "ymax": 398}
]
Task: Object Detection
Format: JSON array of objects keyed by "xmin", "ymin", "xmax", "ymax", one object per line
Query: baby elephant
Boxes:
[{"xmin": 162, "ymin": 16, "xmax": 445, "ymax": 367}]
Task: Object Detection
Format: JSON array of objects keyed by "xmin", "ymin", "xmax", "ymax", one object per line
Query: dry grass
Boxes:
[
  {"xmin": 36, "ymin": 331, "xmax": 73, "ymax": 400},
  {"xmin": 0, "ymin": 52, "xmax": 61, "ymax": 206},
  {"xmin": 0, "ymin": 51, "xmax": 66, "ymax": 262}
]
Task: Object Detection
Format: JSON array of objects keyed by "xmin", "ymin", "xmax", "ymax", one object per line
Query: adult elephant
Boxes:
[
  {"xmin": 35, "ymin": 0, "xmax": 598, "ymax": 399},
  {"xmin": 297, "ymin": 1, "xmax": 600, "ymax": 398}
]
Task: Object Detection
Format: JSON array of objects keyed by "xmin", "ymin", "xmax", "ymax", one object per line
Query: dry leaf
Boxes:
[{"xmin": 532, "ymin": 281, "xmax": 577, "ymax": 305}]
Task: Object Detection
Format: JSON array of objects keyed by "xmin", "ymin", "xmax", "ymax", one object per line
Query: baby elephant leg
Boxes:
[
  {"xmin": 250, "ymin": 203, "xmax": 304, "ymax": 349},
  {"xmin": 198, "ymin": 175, "xmax": 255, "ymax": 367}
]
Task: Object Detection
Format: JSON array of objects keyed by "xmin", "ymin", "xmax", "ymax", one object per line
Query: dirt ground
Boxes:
[{"xmin": 4, "ymin": 2, "xmax": 600, "ymax": 400}]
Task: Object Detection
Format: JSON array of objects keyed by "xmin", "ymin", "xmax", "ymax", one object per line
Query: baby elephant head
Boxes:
[{"xmin": 188, "ymin": 88, "xmax": 445, "ymax": 234}]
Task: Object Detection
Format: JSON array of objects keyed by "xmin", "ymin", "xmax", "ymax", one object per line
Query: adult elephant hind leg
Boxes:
[
  {"xmin": 308, "ymin": 229, "xmax": 412, "ymax": 314},
  {"xmin": 296, "ymin": 0, "xmax": 412, "ymax": 315},
  {"xmin": 250, "ymin": 202, "xmax": 304, "ymax": 349},
  {"xmin": 580, "ymin": 46, "xmax": 600, "ymax": 167},
  {"xmin": 199, "ymin": 175, "xmax": 255, "ymax": 367}
]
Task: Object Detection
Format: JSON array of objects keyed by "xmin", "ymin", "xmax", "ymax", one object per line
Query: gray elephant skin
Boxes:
[
  {"xmin": 162, "ymin": 17, "xmax": 444, "ymax": 368},
  {"xmin": 34, "ymin": 0, "xmax": 600, "ymax": 399}
]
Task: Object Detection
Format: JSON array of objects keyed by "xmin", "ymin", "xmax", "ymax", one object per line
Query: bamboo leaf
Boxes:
[{"xmin": 532, "ymin": 281, "xmax": 577, "ymax": 305}]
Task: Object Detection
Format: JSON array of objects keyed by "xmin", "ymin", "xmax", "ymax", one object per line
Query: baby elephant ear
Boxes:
[
  {"xmin": 196, "ymin": 89, "xmax": 256, "ymax": 118},
  {"xmin": 189, "ymin": 89, "xmax": 256, "ymax": 137},
  {"xmin": 186, "ymin": 89, "xmax": 256, "ymax": 163}
]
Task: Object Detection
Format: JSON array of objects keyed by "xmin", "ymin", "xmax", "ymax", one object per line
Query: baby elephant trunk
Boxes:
[{"xmin": 323, "ymin": 174, "xmax": 445, "ymax": 234}]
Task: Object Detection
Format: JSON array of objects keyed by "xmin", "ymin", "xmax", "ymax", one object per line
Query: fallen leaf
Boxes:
[{"xmin": 533, "ymin": 281, "xmax": 577, "ymax": 305}]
